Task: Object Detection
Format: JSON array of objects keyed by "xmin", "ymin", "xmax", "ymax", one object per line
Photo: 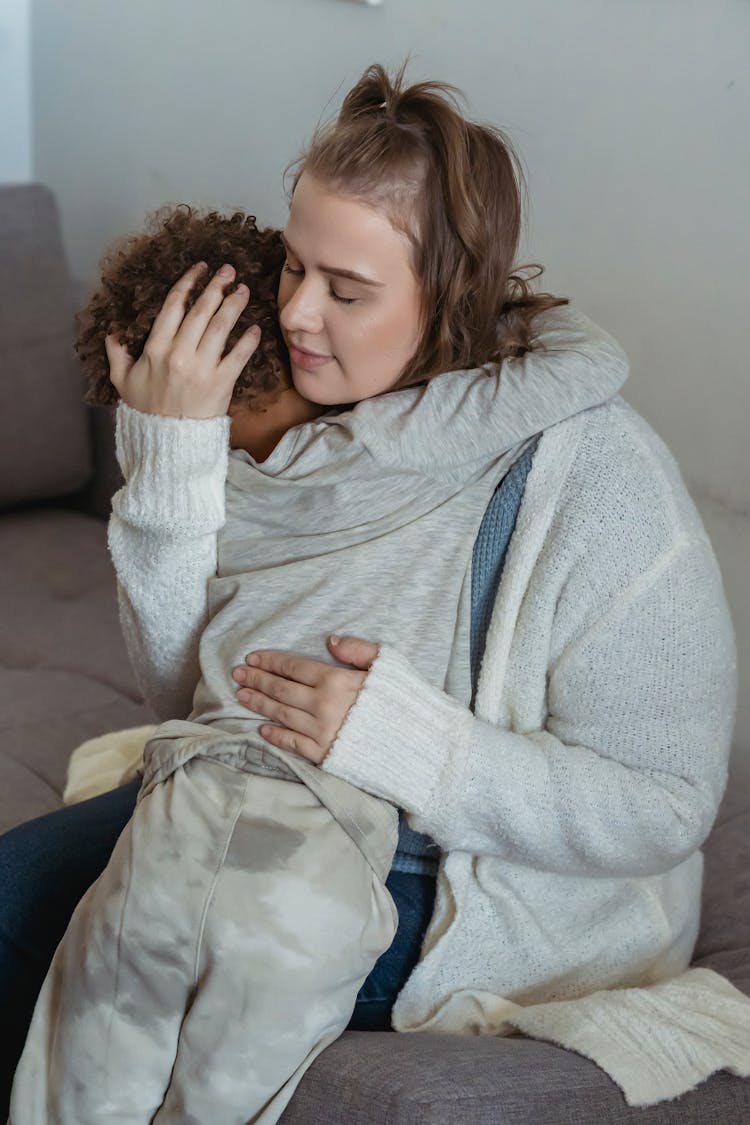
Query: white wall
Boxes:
[
  {"xmin": 30, "ymin": 0, "xmax": 750, "ymax": 780},
  {"xmin": 0, "ymin": 0, "xmax": 32, "ymax": 182}
]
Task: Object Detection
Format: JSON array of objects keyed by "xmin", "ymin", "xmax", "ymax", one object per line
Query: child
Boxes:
[{"xmin": 10, "ymin": 205, "xmax": 628, "ymax": 1124}]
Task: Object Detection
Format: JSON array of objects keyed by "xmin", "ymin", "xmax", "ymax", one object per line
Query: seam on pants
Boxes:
[
  {"xmin": 105, "ymin": 818, "xmax": 138, "ymax": 1076},
  {"xmin": 295, "ymin": 767, "xmax": 395, "ymax": 880},
  {"xmin": 191, "ymin": 771, "xmax": 252, "ymax": 987}
]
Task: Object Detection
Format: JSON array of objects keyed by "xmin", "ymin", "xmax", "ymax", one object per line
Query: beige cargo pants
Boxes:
[{"xmin": 9, "ymin": 720, "xmax": 400, "ymax": 1125}]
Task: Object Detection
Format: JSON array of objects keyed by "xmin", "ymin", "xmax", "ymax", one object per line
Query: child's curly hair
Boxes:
[{"xmin": 75, "ymin": 204, "xmax": 290, "ymax": 414}]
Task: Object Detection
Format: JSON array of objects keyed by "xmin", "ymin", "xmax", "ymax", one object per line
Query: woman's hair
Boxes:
[
  {"xmin": 288, "ymin": 61, "xmax": 568, "ymax": 388},
  {"xmin": 75, "ymin": 205, "xmax": 290, "ymax": 413}
]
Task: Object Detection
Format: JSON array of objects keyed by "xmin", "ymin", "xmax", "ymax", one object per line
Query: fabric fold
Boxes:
[{"xmin": 504, "ymin": 967, "xmax": 750, "ymax": 1107}]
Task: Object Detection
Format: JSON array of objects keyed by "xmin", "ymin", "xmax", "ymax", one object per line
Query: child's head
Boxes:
[{"xmin": 76, "ymin": 205, "xmax": 290, "ymax": 414}]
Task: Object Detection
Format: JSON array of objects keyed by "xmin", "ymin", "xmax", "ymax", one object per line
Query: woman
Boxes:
[{"xmin": 1, "ymin": 62, "xmax": 743, "ymax": 1115}]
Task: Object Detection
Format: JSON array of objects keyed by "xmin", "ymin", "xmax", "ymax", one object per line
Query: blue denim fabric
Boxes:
[
  {"xmin": 0, "ymin": 778, "xmax": 436, "ymax": 1114},
  {"xmin": 0, "ymin": 781, "xmax": 143, "ymax": 1118},
  {"xmin": 346, "ymin": 868, "xmax": 437, "ymax": 1031}
]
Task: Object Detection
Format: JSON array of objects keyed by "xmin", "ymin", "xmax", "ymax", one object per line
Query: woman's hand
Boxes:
[
  {"xmin": 231, "ymin": 635, "xmax": 381, "ymax": 765},
  {"xmin": 104, "ymin": 262, "xmax": 261, "ymax": 419}
]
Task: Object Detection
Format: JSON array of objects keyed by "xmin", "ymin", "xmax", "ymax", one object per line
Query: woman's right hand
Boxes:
[{"xmin": 104, "ymin": 262, "xmax": 261, "ymax": 419}]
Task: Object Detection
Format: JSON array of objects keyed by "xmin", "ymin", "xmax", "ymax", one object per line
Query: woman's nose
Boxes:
[{"xmin": 279, "ymin": 281, "xmax": 324, "ymax": 335}]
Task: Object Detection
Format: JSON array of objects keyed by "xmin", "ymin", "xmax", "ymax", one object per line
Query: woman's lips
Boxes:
[{"xmin": 288, "ymin": 344, "xmax": 333, "ymax": 371}]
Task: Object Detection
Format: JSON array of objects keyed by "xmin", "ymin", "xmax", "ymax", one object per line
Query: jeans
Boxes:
[{"xmin": 0, "ymin": 779, "xmax": 437, "ymax": 1118}]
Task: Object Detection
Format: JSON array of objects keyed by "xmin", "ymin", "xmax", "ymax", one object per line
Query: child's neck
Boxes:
[{"xmin": 228, "ymin": 386, "xmax": 324, "ymax": 463}]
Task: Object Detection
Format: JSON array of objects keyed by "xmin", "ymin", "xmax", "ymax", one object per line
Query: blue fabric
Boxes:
[
  {"xmin": 391, "ymin": 435, "xmax": 540, "ymax": 875},
  {"xmin": 0, "ymin": 780, "xmax": 144, "ymax": 1116},
  {"xmin": 0, "ymin": 438, "xmax": 538, "ymax": 1111},
  {"xmin": 469, "ymin": 436, "xmax": 540, "ymax": 700}
]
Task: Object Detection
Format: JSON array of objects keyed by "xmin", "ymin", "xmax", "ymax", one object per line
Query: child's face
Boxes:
[{"xmin": 277, "ymin": 172, "xmax": 423, "ymax": 406}]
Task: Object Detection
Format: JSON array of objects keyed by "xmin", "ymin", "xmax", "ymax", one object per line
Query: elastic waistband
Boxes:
[{"xmin": 141, "ymin": 719, "xmax": 399, "ymax": 882}]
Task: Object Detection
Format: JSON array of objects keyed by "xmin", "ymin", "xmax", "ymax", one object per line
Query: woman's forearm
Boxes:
[
  {"xmin": 108, "ymin": 402, "xmax": 231, "ymax": 723},
  {"xmin": 321, "ymin": 538, "xmax": 736, "ymax": 877}
]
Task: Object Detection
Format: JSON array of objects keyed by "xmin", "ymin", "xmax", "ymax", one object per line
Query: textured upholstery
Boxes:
[
  {"xmin": 0, "ymin": 184, "xmax": 91, "ymax": 508},
  {"xmin": 0, "ymin": 505, "xmax": 153, "ymax": 828}
]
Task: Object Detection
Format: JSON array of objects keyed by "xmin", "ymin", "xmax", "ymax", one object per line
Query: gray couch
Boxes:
[{"xmin": 2, "ymin": 182, "xmax": 748, "ymax": 1123}]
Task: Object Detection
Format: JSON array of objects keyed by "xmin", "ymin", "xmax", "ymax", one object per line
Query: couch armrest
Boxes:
[
  {"xmin": 0, "ymin": 184, "xmax": 92, "ymax": 510},
  {"xmin": 46, "ymin": 276, "xmax": 123, "ymax": 522},
  {"xmin": 65, "ymin": 402, "xmax": 122, "ymax": 522}
]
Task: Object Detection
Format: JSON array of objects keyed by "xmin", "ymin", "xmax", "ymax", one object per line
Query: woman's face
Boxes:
[{"xmin": 277, "ymin": 171, "xmax": 423, "ymax": 405}]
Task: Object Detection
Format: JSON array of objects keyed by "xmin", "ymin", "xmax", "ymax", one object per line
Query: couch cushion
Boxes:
[
  {"xmin": 279, "ymin": 1026, "xmax": 750, "ymax": 1123},
  {"xmin": 0, "ymin": 183, "xmax": 91, "ymax": 508},
  {"xmin": 0, "ymin": 506, "xmax": 154, "ymax": 831},
  {"xmin": 692, "ymin": 784, "xmax": 750, "ymax": 996}
]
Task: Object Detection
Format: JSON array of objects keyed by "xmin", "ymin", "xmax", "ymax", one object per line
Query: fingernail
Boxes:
[
  {"xmin": 219, "ymin": 263, "xmax": 234, "ymax": 277},
  {"xmin": 232, "ymin": 668, "xmax": 246, "ymax": 683},
  {"xmin": 235, "ymin": 283, "xmax": 248, "ymax": 295},
  {"xmin": 247, "ymin": 653, "xmax": 260, "ymax": 665},
  {"xmin": 329, "ymin": 634, "xmax": 341, "ymax": 645}
]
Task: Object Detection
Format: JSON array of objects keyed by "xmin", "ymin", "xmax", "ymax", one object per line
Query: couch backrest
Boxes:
[{"xmin": 0, "ymin": 183, "xmax": 92, "ymax": 509}]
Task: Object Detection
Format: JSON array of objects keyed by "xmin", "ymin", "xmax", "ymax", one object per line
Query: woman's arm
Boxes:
[
  {"xmin": 108, "ymin": 401, "xmax": 230, "ymax": 723},
  {"xmin": 320, "ymin": 533, "xmax": 737, "ymax": 878}
]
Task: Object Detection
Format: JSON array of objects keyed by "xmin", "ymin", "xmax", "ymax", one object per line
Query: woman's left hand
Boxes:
[{"xmin": 231, "ymin": 635, "xmax": 380, "ymax": 765}]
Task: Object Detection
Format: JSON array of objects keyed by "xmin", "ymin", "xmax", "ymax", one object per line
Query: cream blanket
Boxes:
[
  {"xmin": 63, "ymin": 725, "xmax": 155, "ymax": 805},
  {"xmin": 63, "ymin": 730, "xmax": 750, "ymax": 1109}
]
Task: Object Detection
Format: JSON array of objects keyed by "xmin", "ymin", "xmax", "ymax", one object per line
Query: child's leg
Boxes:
[
  {"xmin": 9, "ymin": 760, "xmax": 254, "ymax": 1124},
  {"xmin": 0, "ymin": 779, "xmax": 140, "ymax": 1121},
  {"xmin": 152, "ymin": 758, "xmax": 399, "ymax": 1125}
]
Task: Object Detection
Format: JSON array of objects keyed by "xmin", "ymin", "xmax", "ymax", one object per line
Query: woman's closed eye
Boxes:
[
  {"xmin": 282, "ymin": 261, "xmax": 358, "ymax": 305},
  {"xmin": 329, "ymin": 289, "xmax": 357, "ymax": 305}
]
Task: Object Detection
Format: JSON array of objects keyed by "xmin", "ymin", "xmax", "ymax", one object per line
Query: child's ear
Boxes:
[{"xmin": 104, "ymin": 333, "xmax": 135, "ymax": 393}]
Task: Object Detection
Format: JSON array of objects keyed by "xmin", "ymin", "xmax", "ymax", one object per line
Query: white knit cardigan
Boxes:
[
  {"xmin": 102, "ymin": 394, "xmax": 750, "ymax": 1107},
  {"xmin": 319, "ymin": 395, "xmax": 750, "ymax": 1105}
]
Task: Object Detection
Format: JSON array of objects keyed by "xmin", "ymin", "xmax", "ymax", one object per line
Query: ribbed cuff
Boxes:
[
  {"xmin": 507, "ymin": 967, "xmax": 750, "ymax": 1107},
  {"xmin": 116, "ymin": 400, "xmax": 231, "ymax": 475},
  {"xmin": 114, "ymin": 401, "xmax": 230, "ymax": 532},
  {"xmin": 320, "ymin": 642, "xmax": 474, "ymax": 813}
]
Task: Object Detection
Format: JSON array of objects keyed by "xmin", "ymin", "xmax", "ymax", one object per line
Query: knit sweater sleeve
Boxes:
[
  {"xmin": 107, "ymin": 401, "xmax": 231, "ymax": 723},
  {"xmin": 320, "ymin": 535, "xmax": 738, "ymax": 878}
]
